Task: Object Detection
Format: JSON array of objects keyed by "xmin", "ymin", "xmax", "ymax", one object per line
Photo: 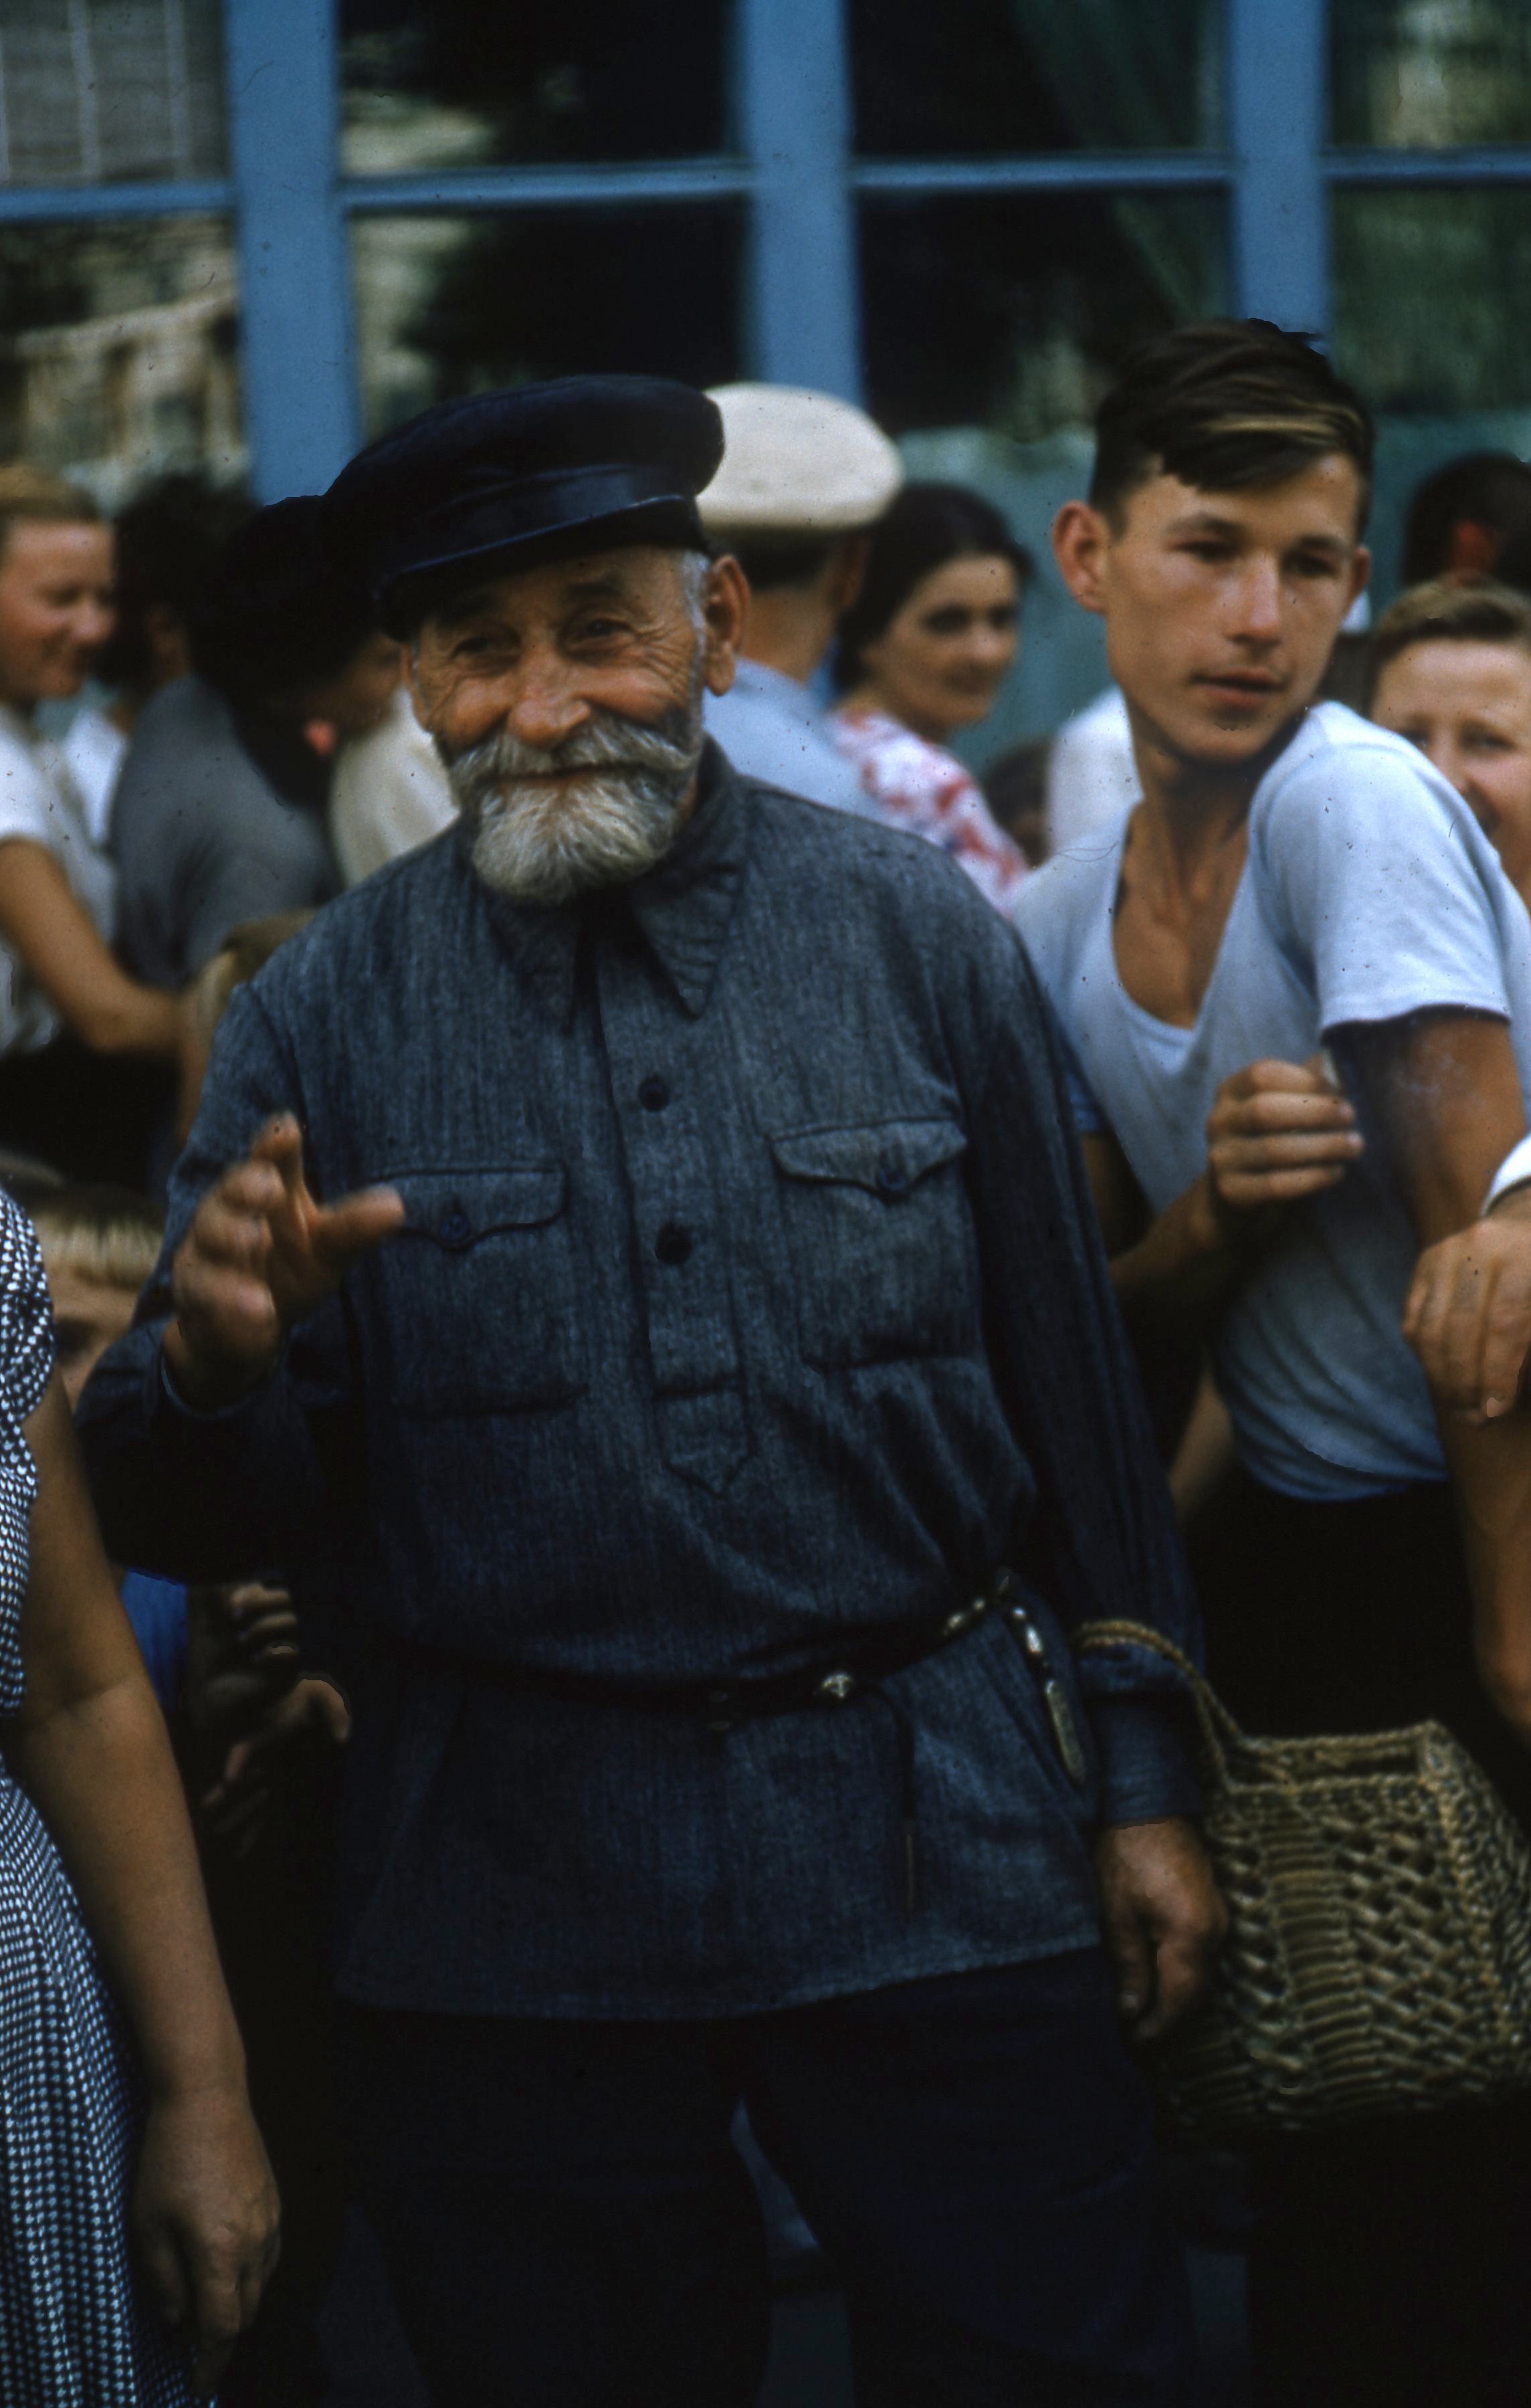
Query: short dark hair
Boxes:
[
  {"xmin": 94, "ymin": 473, "xmax": 253, "ymax": 692},
  {"xmin": 1402, "ymin": 454, "xmax": 1531, "ymax": 587},
  {"xmin": 833, "ymin": 482, "xmax": 1031, "ymax": 689},
  {"xmin": 724, "ymin": 532, "xmax": 841, "ymax": 595},
  {"xmin": 191, "ymin": 496, "xmax": 381, "ymax": 708},
  {"xmin": 1372, "ymin": 577, "xmax": 1531, "ymax": 679},
  {"xmin": 1090, "ymin": 320, "xmax": 1374, "ymax": 530}
]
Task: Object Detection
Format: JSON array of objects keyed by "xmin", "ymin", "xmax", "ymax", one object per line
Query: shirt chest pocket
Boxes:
[
  {"xmin": 377, "ymin": 1167, "xmax": 587, "ymax": 1415},
  {"xmin": 769, "ymin": 1118, "xmax": 980, "ymax": 1368}
]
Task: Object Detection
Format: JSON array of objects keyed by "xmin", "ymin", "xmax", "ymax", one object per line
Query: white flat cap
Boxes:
[{"xmin": 700, "ymin": 383, "xmax": 904, "ymax": 536}]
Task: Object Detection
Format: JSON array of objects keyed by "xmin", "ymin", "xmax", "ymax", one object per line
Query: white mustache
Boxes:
[{"xmin": 443, "ymin": 704, "xmax": 701, "ymax": 807}]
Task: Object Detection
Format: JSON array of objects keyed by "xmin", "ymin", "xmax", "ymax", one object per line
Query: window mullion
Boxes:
[
  {"xmin": 1227, "ymin": 0, "xmax": 1330, "ymax": 334},
  {"xmin": 225, "ymin": 0, "xmax": 359, "ymax": 498},
  {"xmin": 738, "ymin": 0, "xmax": 861, "ymax": 397}
]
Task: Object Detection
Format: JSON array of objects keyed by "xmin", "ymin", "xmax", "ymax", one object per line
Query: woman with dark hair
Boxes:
[{"xmin": 830, "ymin": 481, "xmax": 1031, "ymax": 913}]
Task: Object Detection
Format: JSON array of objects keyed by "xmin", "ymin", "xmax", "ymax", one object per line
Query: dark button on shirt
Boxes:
[
  {"xmin": 79, "ymin": 745, "xmax": 1200, "ymax": 2019},
  {"xmin": 654, "ymin": 1221, "xmax": 693, "ymax": 1266},
  {"xmin": 639, "ymin": 1074, "xmax": 671, "ymax": 1111}
]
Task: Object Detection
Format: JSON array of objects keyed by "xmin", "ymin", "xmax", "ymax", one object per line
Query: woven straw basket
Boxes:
[{"xmin": 1078, "ymin": 1620, "xmax": 1531, "ymax": 2140}]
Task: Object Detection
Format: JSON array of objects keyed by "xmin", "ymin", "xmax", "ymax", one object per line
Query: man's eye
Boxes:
[
  {"xmin": 1183, "ymin": 542, "xmax": 1233, "ymax": 564},
  {"xmin": 1290, "ymin": 554, "xmax": 1342, "ymax": 580},
  {"xmin": 577, "ymin": 617, "xmax": 627, "ymax": 641}
]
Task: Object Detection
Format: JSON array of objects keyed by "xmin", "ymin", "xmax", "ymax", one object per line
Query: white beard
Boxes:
[{"xmin": 443, "ymin": 694, "xmax": 705, "ymax": 906}]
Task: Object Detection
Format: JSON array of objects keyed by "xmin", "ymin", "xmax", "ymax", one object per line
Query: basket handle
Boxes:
[{"xmin": 1076, "ymin": 1617, "xmax": 1247, "ymax": 1785}]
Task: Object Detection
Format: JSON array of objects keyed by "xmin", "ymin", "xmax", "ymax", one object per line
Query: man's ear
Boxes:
[
  {"xmin": 1348, "ymin": 544, "xmax": 1373, "ymax": 615},
  {"xmin": 702, "ymin": 555, "xmax": 750, "ymax": 697},
  {"xmin": 825, "ymin": 532, "xmax": 872, "ymax": 617},
  {"xmin": 1052, "ymin": 500, "xmax": 1111, "ymax": 617}
]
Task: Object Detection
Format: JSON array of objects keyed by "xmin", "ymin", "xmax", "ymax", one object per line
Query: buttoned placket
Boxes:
[{"xmin": 595, "ymin": 936, "xmax": 751, "ymax": 1492}]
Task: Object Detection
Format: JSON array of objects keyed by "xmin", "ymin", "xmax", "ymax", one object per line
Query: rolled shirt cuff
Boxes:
[{"xmin": 1486, "ymin": 1133, "xmax": 1531, "ymax": 1214}]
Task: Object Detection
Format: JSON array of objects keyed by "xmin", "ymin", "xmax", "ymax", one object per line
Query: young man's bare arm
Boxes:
[{"xmin": 1346, "ymin": 1007, "xmax": 1531, "ymax": 1742}]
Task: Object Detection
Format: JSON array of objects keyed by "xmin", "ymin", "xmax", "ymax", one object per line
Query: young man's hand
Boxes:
[
  {"xmin": 165, "ymin": 1114, "xmax": 403, "ymax": 1409},
  {"xmin": 1403, "ymin": 1188, "xmax": 1531, "ymax": 1424},
  {"xmin": 1201, "ymin": 1055, "xmax": 1362, "ymax": 1237},
  {"xmin": 1094, "ymin": 1817, "xmax": 1226, "ymax": 2043}
]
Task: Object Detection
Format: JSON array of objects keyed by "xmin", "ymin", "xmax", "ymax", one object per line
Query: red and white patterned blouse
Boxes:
[{"xmin": 829, "ymin": 706, "xmax": 1027, "ymax": 918}]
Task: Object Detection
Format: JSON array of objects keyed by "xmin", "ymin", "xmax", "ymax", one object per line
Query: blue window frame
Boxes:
[{"xmin": 0, "ymin": 0, "xmax": 1527, "ymax": 504}]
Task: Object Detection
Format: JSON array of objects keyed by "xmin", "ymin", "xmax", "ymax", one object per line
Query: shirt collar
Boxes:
[{"xmin": 475, "ymin": 739, "xmax": 751, "ymax": 1027}]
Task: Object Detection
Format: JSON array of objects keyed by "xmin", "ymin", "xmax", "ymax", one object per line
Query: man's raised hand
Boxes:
[{"xmin": 165, "ymin": 1114, "xmax": 404, "ymax": 1409}]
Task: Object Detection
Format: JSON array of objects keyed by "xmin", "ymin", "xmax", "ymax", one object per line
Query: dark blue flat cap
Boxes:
[{"xmin": 324, "ymin": 375, "xmax": 724, "ymax": 634}]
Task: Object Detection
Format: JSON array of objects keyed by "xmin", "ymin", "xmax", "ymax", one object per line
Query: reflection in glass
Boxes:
[
  {"xmin": 1332, "ymin": 0, "xmax": 1531, "ymax": 148},
  {"xmin": 1335, "ymin": 191, "xmax": 1531, "ymax": 413},
  {"xmin": 0, "ymin": 219, "xmax": 241, "ymax": 500},
  {"xmin": 352, "ymin": 207, "xmax": 744, "ymax": 439},
  {"xmin": 0, "ymin": 1, "xmax": 226, "ymax": 184},
  {"xmin": 340, "ymin": 0, "xmax": 730, "ymax": 179},
  {"xmin": 851, "ymin": 0, "xmax": 1219, "ymax": 156},
  {"xmin": 860, "ymin": 193, "xmax": 1225, "ymax": 439}
]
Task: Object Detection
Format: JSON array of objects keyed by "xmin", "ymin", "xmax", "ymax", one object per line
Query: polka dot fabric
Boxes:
[{"xmin": 0, "ymin": 1195, "xmax": 193, "ymax": 2405}]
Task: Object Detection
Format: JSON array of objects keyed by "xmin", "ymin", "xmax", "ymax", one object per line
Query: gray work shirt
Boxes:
[
  {"xmin": 704, "ymin": 660, "xmax": 872, "ymax": 818},
  {"xmin": 110, "ymin": 676, "xmax": 340, "ymax": 984},
  {"xmin": 79, "ymin": 745, "xmax": 1199, "ymax": 2019}
]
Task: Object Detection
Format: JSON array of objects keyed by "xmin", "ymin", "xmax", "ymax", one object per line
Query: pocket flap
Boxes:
[
  {"xmin": 389, "ymin": 1166, "xmax": 569, "ymax": 1250},
  {"xmin": 770, "ymin": 1118, "xmax": 967, "ymax": 1200}
]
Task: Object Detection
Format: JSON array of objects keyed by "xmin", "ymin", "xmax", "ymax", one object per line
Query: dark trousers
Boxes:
[
  {"xmin": 1188, "ymin": 1469, "xmax": 1531, "ymax": 2408},
  {"xmin": 338, "ymin": 1950, "xmax": 1195, "ymax": 2407}
]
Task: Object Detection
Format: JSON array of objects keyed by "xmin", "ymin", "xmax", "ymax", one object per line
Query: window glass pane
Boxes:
[
  {"xmin": 859, "ymin": 192, "xmax": 1225, "ymax": 755},
  {"xmin": 352, "ymin": 207, "xmax": 744, "ymax": 439},
  {"xmin": 1335, "ymin": 189, "xmax": 1531, "ymax": 414},
  {"xmin": 0, "ymin": 0, "xmax": 226, "ymax": 184},
  {"xmin": 861, "ymin": 193, "xmax": 1225, "ymax": 438},
  {"xmin": 340, "ymin": 0, "xmax": 730, "ymax": 177},
  {"xmin": 0, "ymin": 217, "xmax": 241, "ymax": 500},
  {"xmin": 851, "ymin": 0, "xmax": 1220, "ymax": 156},
  {"xmin": 1332, "ymin": 0, "xmax": 1531, "ymax": 147}
]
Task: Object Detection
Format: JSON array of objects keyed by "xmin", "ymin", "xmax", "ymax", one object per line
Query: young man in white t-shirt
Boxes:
[{"xmin": 1014, "ymin": 320, "xmax": 1531, "ymax": 2408}]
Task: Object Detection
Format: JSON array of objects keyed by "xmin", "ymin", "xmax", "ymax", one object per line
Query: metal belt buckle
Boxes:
[{"xmin": 816, "ymin": 1669, "xmax": 859, "ymax": 1705}]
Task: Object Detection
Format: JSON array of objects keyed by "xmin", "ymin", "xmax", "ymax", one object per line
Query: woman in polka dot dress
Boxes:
[{"xmin": 0, "ymin": 1191, "xmax": 278, "ymax": 2401}]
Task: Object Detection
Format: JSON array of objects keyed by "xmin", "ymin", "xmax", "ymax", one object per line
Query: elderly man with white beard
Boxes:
[{"xmin": 76, "ymin": 378, "xmax": 1221, "ymax": 2408}]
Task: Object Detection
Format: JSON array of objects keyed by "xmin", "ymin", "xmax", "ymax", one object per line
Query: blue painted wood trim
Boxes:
[
  {"xmin": 1227, "ymin": 0, "xmax": 1330, "ymax": 334},
  {"xmin": 225, "ymin": 0, "xmax": 359, "ymax": 499},
  {"xmin": 853, "ymin": 154, "xmax": 1231, "ymax": 195},
  {"xmin": 738, "ymin": 0, "xmax": 861, "ymax": 397},
  {"xmin": 342, "ymin": 161, "xmax": 752, "ymax": 212},
  {"xmin": 0, "ymin": 178, "xmax": 233, "ymax": 221},
  {"xmin": 1326, "ymin": 146, "xmax": 1531, "ymax": 185}
]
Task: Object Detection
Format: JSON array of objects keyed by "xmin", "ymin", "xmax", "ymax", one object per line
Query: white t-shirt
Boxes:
[
  {"xmin": 1045, "ymin": 685, "xmax": 1138, "ymax": 859},
  {"xmin": 0, "ymin": 706, "xmax": 117, "ymax": 1058},
  {"xmin": 328, "ymin": 688, "xmax": 455, "ymax": 888},
  {"xmin": 1015, "ymin": 702, "xmax": 1531, "ymax": 1501},
  {"xmin": 62, "ymin": 704, "xmax": 128, "ymax": 848}
]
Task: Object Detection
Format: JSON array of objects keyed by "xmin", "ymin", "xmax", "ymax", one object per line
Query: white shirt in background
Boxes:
[
  {"xmin": 62, "ymin": 705, "xmax": 128, "ymax": 849},
  {"xmin": 1045, "ymin": 686, "xmax": 1138, "ymax": 858},
  {"xmin": 328, "ymin": 688, "xmax": 456, "ymax": 888},
  {"xmin": 0, "ymin": 706, "xmax": 116, "ymax": 1058}
]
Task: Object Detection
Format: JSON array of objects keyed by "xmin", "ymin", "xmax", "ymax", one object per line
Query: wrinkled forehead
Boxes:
[{"xmin": 416, "ymin": 542, "xmax": 696, "ymax": 643}]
